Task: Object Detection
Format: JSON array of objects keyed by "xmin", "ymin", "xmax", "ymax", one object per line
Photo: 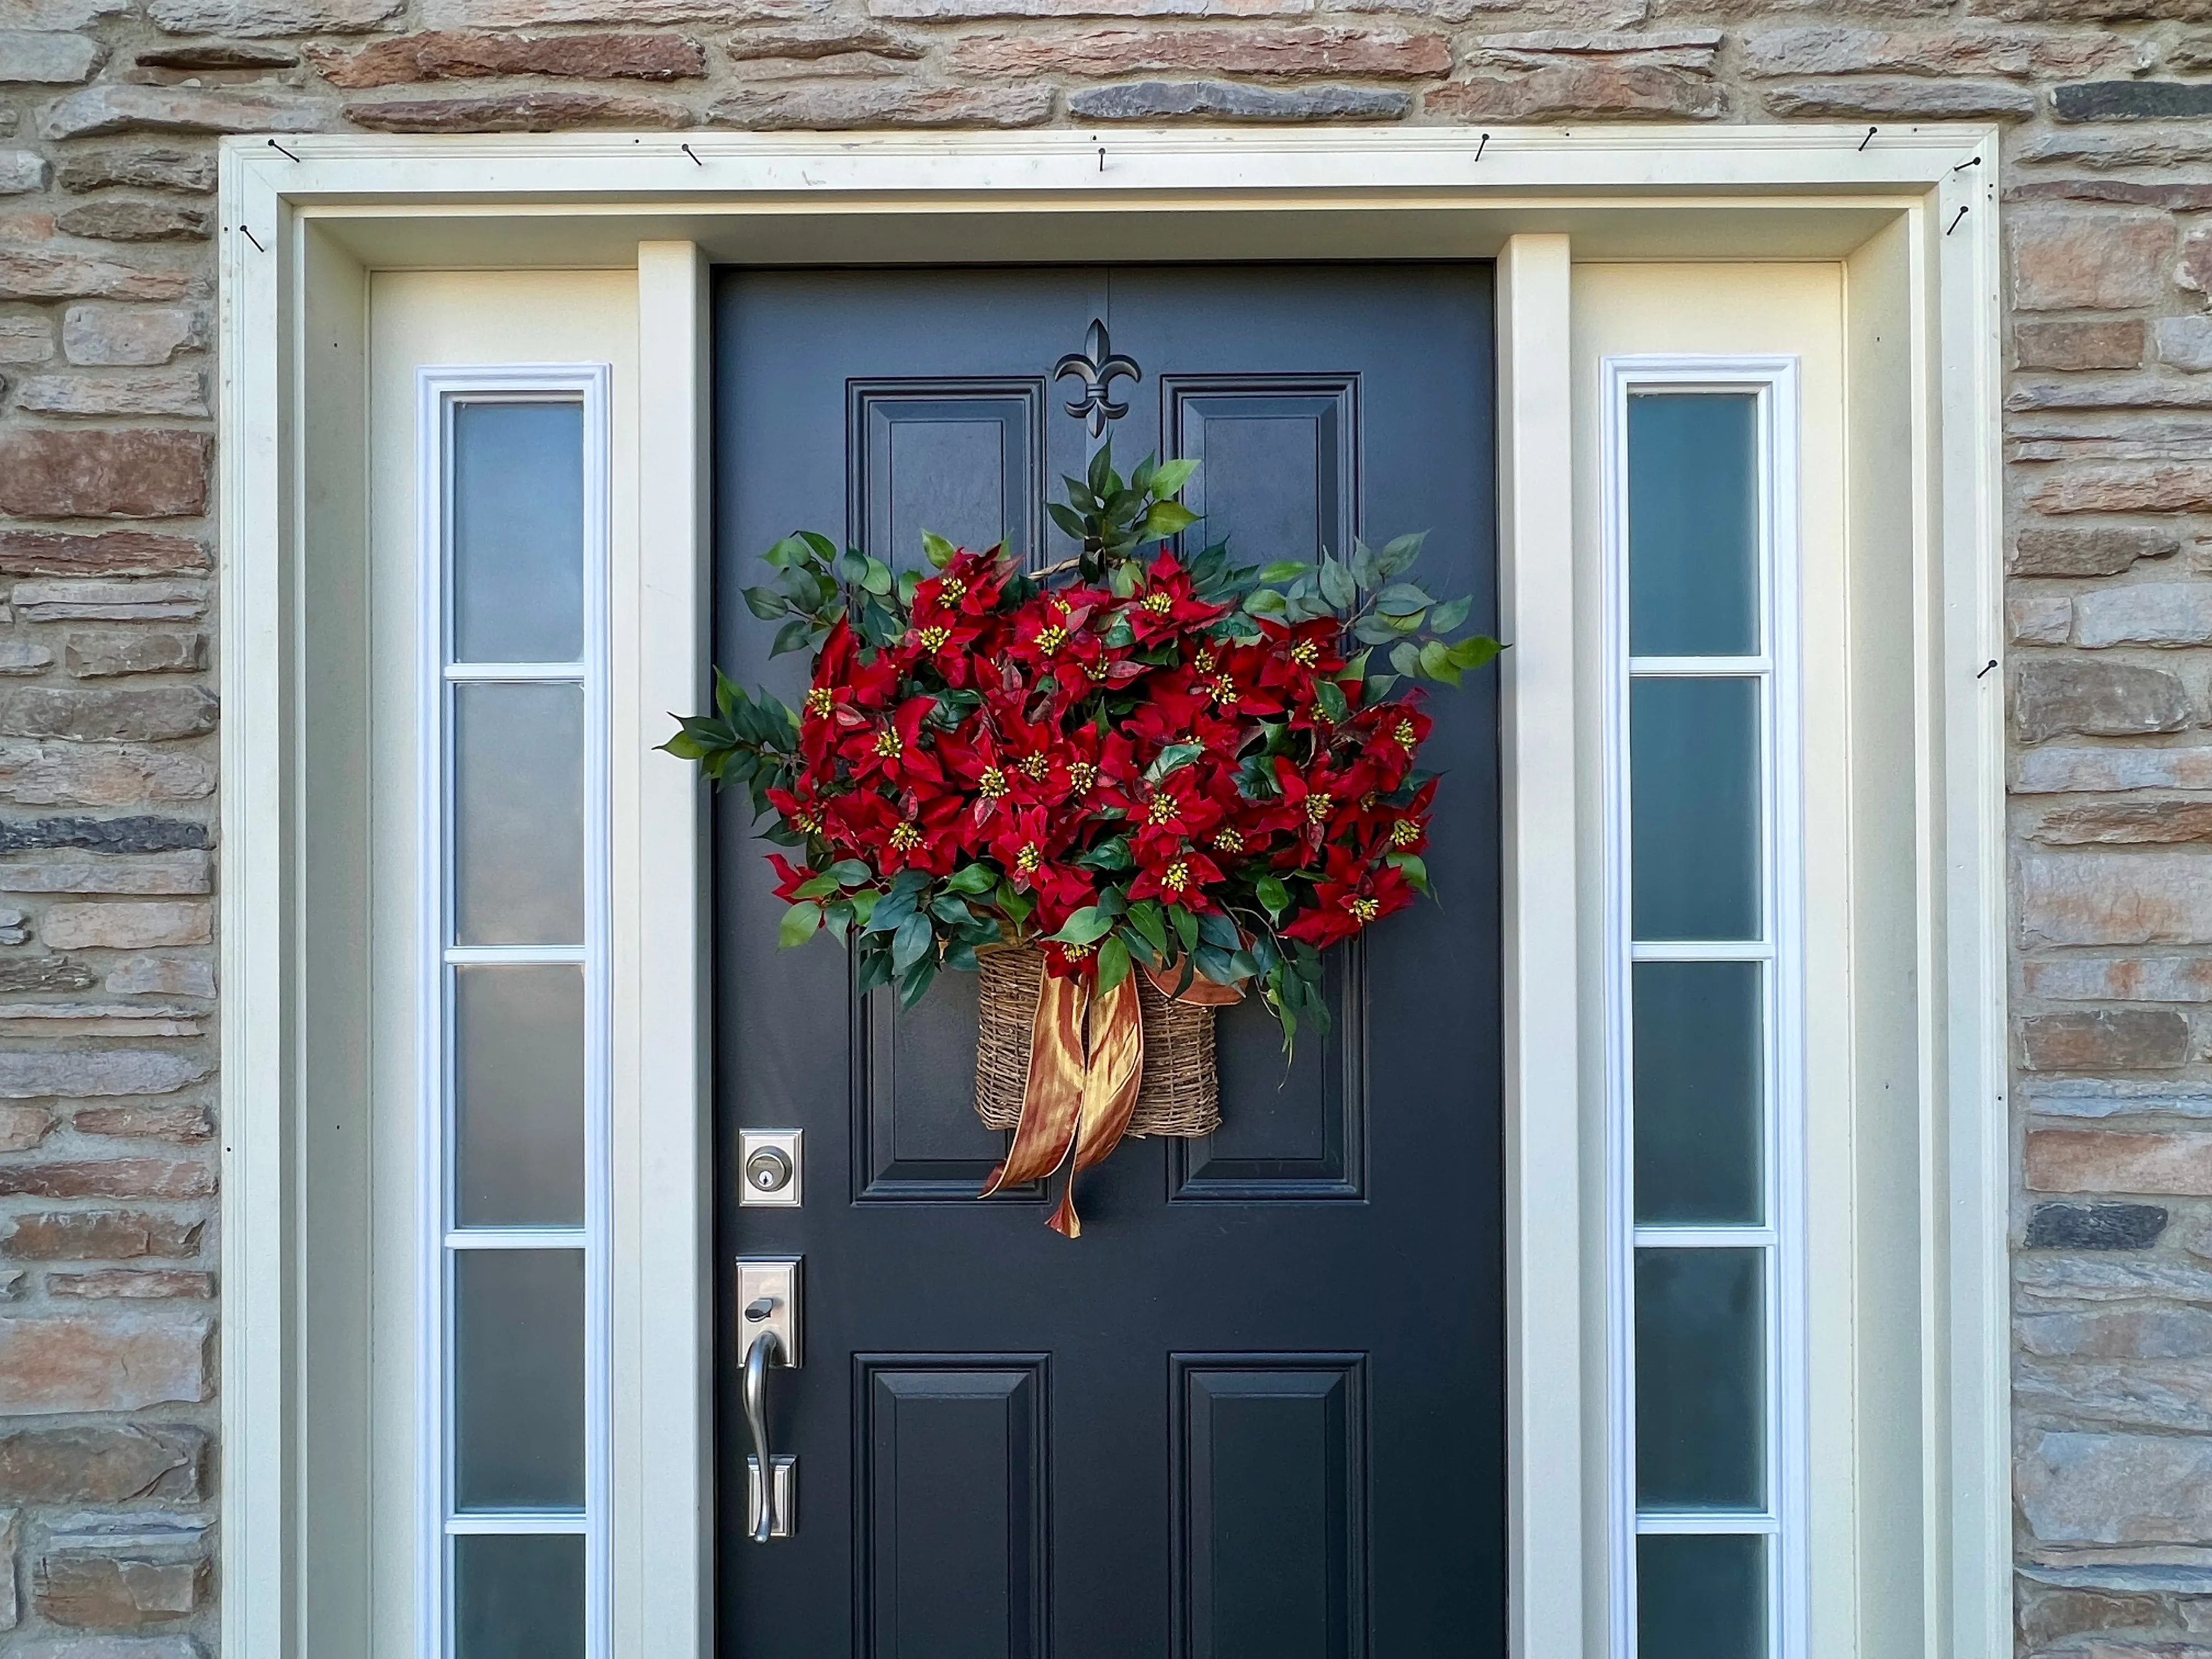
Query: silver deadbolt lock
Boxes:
[{"xmin": 737, "ymin": 1129, "xmax": 802, "ymax": 1207}]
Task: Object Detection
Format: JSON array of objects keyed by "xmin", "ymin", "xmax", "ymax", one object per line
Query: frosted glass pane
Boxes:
[
  {"xmin": 1630, "ymin": 676, "xmax": 1760, "ymax": 942},
  {"xmin": 1638, "ymin": 1534, "xmax": 1765, "ymax": 1659},
  {"xmin": 1635, "ymin": 1247, "xmax": 1764, "ymax": 1510},
  {"xmin": 1628, "ymin": 393, "xmax": 1759, "ymax": 658},
  {"xmin": 454, "ymin": 1249, "xmax": 585, "ymax": 1511},
  {"xmin": 455, "ymin": 1533, "xmax": 584, "ymax": 1659},
  {"xmin": 454, "ymin": 681, "xmax": 584, "ymax": 947},
  {"xmin": 455, "ymin": 965, "xmax": 585, "ymax": 1229},
  {"xmin": 1634, "ymin": 961, "xmax": 1763, "ymax": 1227},
  {"xmin": 452, "ymin": 400, "xmax": 585, "ymax": 665}
]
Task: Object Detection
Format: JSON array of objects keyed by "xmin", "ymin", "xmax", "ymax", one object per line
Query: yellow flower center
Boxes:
[
  {"xmin": 1290, "ymin": 639, "xmax": 1320, "ymax": 667},
  {"xmin": 1348, "ymin": 896, "xmax": 1381, "ymax": 922},
  {"xmin": 1142, "ymin": 590, "xmax": 1175, "ymax": 614},
  {"xmin": 873, "ymin": 729, "xmax": 901, "ymax": 758},
  {"xmin": 1068, "ymin": 761, "xmax": 1098, "ymax": 794},
  {"xmin": 1033, "ymin": 625, "xmax": 1068, "ymax": 653},
  {"xmin": 1304, "ymin": 792, "xmax": 1333, "ymax": 825},
  {"xmin": 1213, "ymin": 827, "xmax": 1245, "ymax": 854},
  {"xmin": 1018, "ymin": 752, "xmax": 1051, "ymax": 780},
  {"xmin": 1060, "ymin": 940, "xmax": 1095, "ymax": 962},
  {"xmin": 917, "ymin": 625, "xmax": 952, "ymax": 651},
  {"xmin": 889, "ymin": 820, "xmax": 923, "ymax": 851},
  {"xmin": 978, "ymin": 766, "xmax": 1008, "ymax": 799},
  {"xmin": 1395, "ymin": 720, "xmax": 1418, "ymax": 753},
  {"xmin": 805, "ymin": 687, "xmax": 834, "ymax": 718},
  {"xmin": 1208, "ymin": 674, "xmax": 1238, "ymax": 707},
  {"xmin": 1145, "ymin": 794, "xmax": 1178, "ymax": 827},
  {"xmin": 792, "ymin": 811, "xmax": 822, "ymax": 835},
  {"xmin": 940, "ymin": 577, "xmax": 966, "ymax": 602},
  {"xmin": 1392, "ymin": 818, "xmax": 1420, "ymax": 848},
  {"xmin": 1194, "ymin": 648, "xmax": 1217, "ymax": 674},
  {"xmin": 1164, "ymin": 859, "xmax": 1189, "ymax": 891},
  {"xmin": 1016, "ymin": 844, "xmax": 1042, "ymax": 874}
]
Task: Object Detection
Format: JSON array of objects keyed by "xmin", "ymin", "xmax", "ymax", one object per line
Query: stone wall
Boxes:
[{"xmin": 1, "ymin": 0, "xmax": 2209, "ymax": 1648}]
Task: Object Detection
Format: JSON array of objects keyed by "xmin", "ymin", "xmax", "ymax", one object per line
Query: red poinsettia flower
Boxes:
[
  {"xmin": 827, "ymin": 789, "xmax": 965, "ymax": 877},
  {"xmin": 912, "ymin": 550, "xmax": 1008, "ymax": 623},
  {"xmin": 765, "ymin": 850, "xmax": 816, "ymax": 903},
  {"xmin": 1345, "ymin": 775, "xmax": 1436, "ymax": 860},
  {"xmin": 1280, "ymin": 847, "xmax": 1417, "ymax": 949},
  {"xmin": 939, "ymin": 724, "xmax": 1021, "ymax": 833},
  {"xmin": 840, "ymin": 695, "xmax": 944, "ymax": 791},
  {"xmin": 1347, "ymin": 699, "xmax": 1431, "ymax": 788},
  {"xmin": 799, "ymin": 618, "xmax": 904, "ymax": 766},
  {"xmin": 1124, "ymin": 553, "xmax": 1222, "ymax": 645},
  {"xmin": 1271, "ymin": 753, "xmax": 1392, "ymax": 857},
  {"xmin": 1129, "ymin": 768, "xmax": 1225, "ymax": 859},
  {"xmin": 1129, "ymin": 842, "xmax": 1226, "ymax": 912}
]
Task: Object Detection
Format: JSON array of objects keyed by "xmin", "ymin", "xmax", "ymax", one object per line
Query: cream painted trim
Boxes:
[
  {"xmin": 1497, "ymin": 232, "xmax": 1585, "ymax": 1659},
  {"xmin": 217, "ymin": 126, "xmax": 2006, "ymax": 1659}
]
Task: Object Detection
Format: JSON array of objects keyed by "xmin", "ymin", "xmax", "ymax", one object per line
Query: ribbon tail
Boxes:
[
  {"xmin": 980, "ymin": 970, "xmax": 1089, "ymax": 1200},
  {"xmin": 1046, "ymin": 972, "xmax": 1146, "ymax": 1239}
]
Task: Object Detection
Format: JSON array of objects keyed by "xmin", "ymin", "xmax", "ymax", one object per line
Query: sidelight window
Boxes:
[
  {"xmin": 1603, "ymin": 362, "xmax": 1804, "ymax": 1659},
  {"xmin": 419, "ymin": 369, "xmax": 611, "ymax": 1659}
]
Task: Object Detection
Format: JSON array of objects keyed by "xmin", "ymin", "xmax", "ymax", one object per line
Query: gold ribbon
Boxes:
[{"xmin": 979, "ymin": 968, "xmax": 1146, "ymax": 1238}]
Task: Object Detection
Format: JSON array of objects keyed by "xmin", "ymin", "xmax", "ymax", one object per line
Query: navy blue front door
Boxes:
[{"xmin": 714, "ymin": 265, "xmax": 1503, "ymax": 1657}]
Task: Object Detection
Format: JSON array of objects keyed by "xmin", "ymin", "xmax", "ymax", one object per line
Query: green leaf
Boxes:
[
  {"xmin": 1256, "ymin": 874, "xmax": 1290, "ymax": 918},
  {"xmin": 1389, "ymin": 640, "xmax": 1423, "ymax": 679},
  {"xmin": 1195, "ymin": 911, "xmax": 1241, "ymax": 953},
  {"xmin": 946, "ymin": 862, "xmax": 997, "ymax": 895},
  {"xmin": 849, "ymin": 889, "xmax": 879, "ymax": 927},
  {"xmin": 1194, "ymin": 944, "xmax": 1239, "ymax": 985},
  {"xmin": 1256, "ymin": 560, "xmax": 1310, "ymax": 584},
  {"xmin": 1447, "ymin": 634, "xmax": 1504, "ymax": 672},
  {"xmin": 838, "ymin": 548, "xmax": 869, "ymax": 586},
  {"xmin": 1117, "ymin": 922, "xmax": 1158, "ymax": 969},
  {"xmin": 1313, "ymin": 678, "xmax": 1348, "ymax": 725},
  {"xmin": 898, "ymin": 952, "xmax": 938, "ymax": 1009},
  {"xmin": 1088, "ymin": 442, "xmax": 1115, "ymax": 500},
  {"xmin": 1377, "ymin": 531, "xmax": 1426, "ymax": 576},
  {"xmin": 890, "ymin": 911, "xmax": 936, "ymax": 974},
  {"xmin": 856, "ymin": 945, "xmax": 895, "ymax": 998},
  {"xmin": 770, "ymin": 617, "xmax": 815, "ymax": 658},
  {"xmin": 741, "ymin": 585, "xmax": 788, "ymax": 621},
  {"xmin": 1126, "ymin": 899, "xmax": 1169, "ymax": 955},
  {"xmin": 1317, "ymin": 558, "xmax": 1355, "ymax": 611},
  {"xmin": 778, "ymin": 901, "xmax": 822, "ymax": 949},
  {"xmin": 1151, "ymin": 457, "xmax": 1200, "ymax": 497},
  {"xmin": 825, "ymin": 860, "xmax": 870, "ymax": 887},
  {"xmin": 929, "ymin": 891, "xmax": 977, "ymax": 927},
  {"xmin": 1096, "ymin": 934, "xmax": 1132, "ymax": 994},
  {"xmin": 921, "ymin": 529, "xmax": 958, "ymax": 569},
  {"xmin": 1375, "ymin": 582, "xmax": 1431, "ymax": 617},
  {"xmin": 1389, "ymin": 852, "xmax": 1431, "ymax": 895},
  {"xmin": 797, "ymin": 530, "xmax": 839, "ymax": 564},
  {"xmin": 1244, "ymin": 588, "xmax": 1288, "ymax": 617},
  {"xmin": 794, "ymin": 873, "xmax": 843, "ymax": 900},
  {"xmin": 1145, "ymin": 742, "xmax": 1205, "ymax": 783},
  {"xmin": 1046, "ymin": 907, "xmax": 1117, "ymax": 947},
  {"xmin": 1139, "ymin": 501, "xmax": 1199, "ymax": 542},
  {"xmin": 1169, "ymin": 904, "xmax": 1199, "ymax": 957},
  {"xmin": 1427, "ymin": 595, "xmax": 1473, "ymax": 634},
  {"xmin": 1418, "ymin": 639, "xmax": 1461, "ymax": 686},
  {"xmin": 897, "ymin": 568, "xmax": 922, "ymax": 607},
  {"xmin": 1047, "ymin": 501, "xmax": 1089, "ymax": 542},
  {"xmin": 862, "ymin": 556, "xmax": 895, "ymax": 596}
]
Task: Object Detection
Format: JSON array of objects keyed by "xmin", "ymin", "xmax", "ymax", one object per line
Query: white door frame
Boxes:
[{"xmin": 216, "ymin": 125, "xmax": 2006, "ymax": 1659}]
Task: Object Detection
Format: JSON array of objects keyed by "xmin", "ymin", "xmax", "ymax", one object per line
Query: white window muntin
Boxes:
[
  {"xmin": 1600, "ymin": 356, "xmax": 1806, "ymax": 1659},
  {"xmin": 416, "ymin": 364, "xmax": 613, "ymax": 1659}
]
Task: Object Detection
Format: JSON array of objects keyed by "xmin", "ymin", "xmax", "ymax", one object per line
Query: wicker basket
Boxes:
[{"xmin": 974, "ymin": 944, "xmax": 1221, "ymax": 1138}]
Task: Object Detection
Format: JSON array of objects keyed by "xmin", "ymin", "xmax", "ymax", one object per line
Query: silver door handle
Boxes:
[{"xmin": 741, "ymin": 1314, "xmax": 787, "ymax": 1543}]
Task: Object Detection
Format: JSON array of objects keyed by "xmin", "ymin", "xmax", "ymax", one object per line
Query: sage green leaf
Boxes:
[
  {"xmin": 770, "ymin": 617, "xmax": 814, "ymax": 658},
  {"xmin": 862, "ymin": 556, "xmax": 895, "ymax": 596},
  {"xmin": 1139, "ymin": 501, "xmax": 1199, "ymax": 541},
  {"xmin": 1257, "ymin": 560, "xmax": 1310, "ymax": 584},
  {"xmin": 1046, "ymin": 907, "xmax": 1116, "ymax": 947},
  {"xmin": 1317, "ymin": 558, "xmax": 1355, "ymax": 611},
  {"xmin": 1418, "ymin": 639, "xmax": 1461, "ymax": 685},
  {"xmin": 890, "ymin": 911, "xmax": 935, "ymax": 974},
  {"xmin": 741, "ymin": 586, "xmax": 788, "ymax": 620},
  {"xmin": 1375, "ymin": 582, "xmax": 1431, "ymax": 617},
  {"xmin": 1427, "ymin": 595, "xmax": 1473, "ymax": 634},
  {"xmin": 1096, "ymin": 934, "xmax": 1132, "ymax": 994},
  {"xmin": 898, "ymin": 953, "xmax": 937, "ymax": 1009},
  {"xmin": 946, "ymin": 862, "xmax": 997, "ymax": 895},
  {"xmin": 1256, "ymin": 874, "xmax": 1290, "ymax": 918},
  {"xmin": 1244, "ymin": 588, "xmax": 1288, "ymax": 617},
  {"xmin": 1151, "ymin": 457, "xmax": 1199, "ymax": 496},
  {"xmin": 1448, "ymin": 635, "xmax": 1505, "ymax": 671},
  {"xmin": 1127, "ymin": 899, "xmax": 1169, "ymax": 955},
  {"xmin": 825, "ymin": 860, "xmax": 870, "ymax": 887},
  {"xmin": 1390, "ymin": 640, "xmax": 1423, "ymax": 678},
  {"xmin": 794, "ymin": 873, "xmax": 842, "ymax": 900},
  {"xmin": 778, "ymin": 902, "xmax": 821, "ymax": 950},
  {"xmin": 921, "ymin": 529, "xmax": 958, "ymax": 569},
  {"xmin": 796, "ymin": 531, "xmax": 839, "ymax": 563}
]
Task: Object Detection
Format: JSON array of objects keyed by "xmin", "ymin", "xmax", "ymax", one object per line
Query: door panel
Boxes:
[{"xmin": 715, "ymin": 265, "xmax": 1502, "ymax": 1656}]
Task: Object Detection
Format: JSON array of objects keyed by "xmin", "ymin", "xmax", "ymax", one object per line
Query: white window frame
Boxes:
[
  {"xmin": 1600, "ymin": 357, "xmax": 1808, "ymax": 1659},
  {"xmin": 415, "ymin": 363, "xmax": 614, "ymax": 1659}
]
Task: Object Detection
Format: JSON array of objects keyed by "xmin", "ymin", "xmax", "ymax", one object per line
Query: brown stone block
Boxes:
[
  {"xmin": 2012, "ymin": 658, "xmax": 2191, "ymax": 742},
  {"xmin": 51, "ymin": 202, "xmax": 210, "ymax": 242},
  {"xmin": 2018, "ymin": 1587, "xmax": 2169, "ymax": 1650},
  {"xmin": 43, "ymin": 901, "xmax": 213, "ymax": 948},
  {"xmin": 149, "ymin": 0, "xmax": 400, "ymax": 28},
  {"xmin": 2032, "ymin": 465, "xmax": 2212, "ymax": 514},
  {"xmin": 54, "ymin": 146, "xmax": 216, "ymax": 196},
  {"xmin": 0, "ymin": 1314, "xmax": 208, "ymax": 1413},
  {"xmin": 2036, "ymin": 801, "xmax": 2212, "ymax": 844},
  {"xmin": 1426, "ymin": 63, "xmax": 1723, "ymax": 119},
  {"xmin": 75, "ymin": 1102, "xmax": 212, "ymax": 1141},
  {"xmin": 33, "ymin": 1554, "xmax": 205, "ymax": 1626},
  {"xmin": 40, "ymin": 83, "xmax": 331, "ymax": 139},
  {"xmin": 345, "ymin": 88, "xmax": 691, "ymax": 129},
  {"xmin": 2019, "ymin": 851, "xmax": 2212, "ymax": 945},
  {"xmin": 14, "ymin": 371, "xmax": 209, "ymax": 419},
  {"xmin": 0, "ymin": 431, "xmax": 207, "ymax": 520},
  {"xmin": 0, "ymin": 742, "xmax": 217, "ymax": 806},
  {"xmin": 0, "ymin": 251, "xmax": 190, "ymax": 304},
  {"xmin": 2012, "ymin": 524, "xmax": 2179, "ymax": 577},
  {"xmin": 2019, "ymin": 1010, "xmax": 2192, "ymax": 1071},
  {"xmin": 2012, "ymin": 178, "xmax": 2212, "ymax": 211},
  {"xmin": 49, "ymin": 1268, "xmax": 212, "ymax": 1298},
  {"xmin": 2011, "ymin": 210, "xmax": 2174, "ymax": 310},
  {"xmin": 307, "ymin": 28, "xmax": 705, "ymax": 87},
  {"xmin": 0, "ymin": 1423, "xmax": 204, "ymax": 1502},
  {"xmin": 2016, "ymin": 317, "xmax": 2146, "ymax": 370},
  {"xmin": 0, "ymin": 1103, "xmax": 54, "ymax": 1152},
  {"xmin": 66, "ymin": 631, "xmax": 205, "ymax": 679},
  {"xmin": 948, "ymin": 24, "xmax": 1450, "ymax": 77},
  {"xmin": 0, "ymin": 1210, "xmax": 204, "ymax": 1260},
  {"xmin": 708, "ymin": 82, "xmax": 1055, "ymax": 127},
  {"xmin": 726, "ymin": 22, "xmax": 921, "ymax": 58},
  {"xmin": 2029, "ymin": 1126, "xmax": 2212, "ymax": 1192},
  {"xmin": 0, "ymin": 1160, "xmax": 213, "ymax": 1200},
  {"xmin": 0, "ymin": 531, "xmax": 207, "ymax": 578},
  {"xmin": 1761, "ymin": 75, "xmax": 2036, "ymax": 117},
  {"xmin": 1744, "ymin": 22, "xmax": 2135, "ymax": 76},
  {"xmin": 0, "ymin": 689, "xmax": 217, "ymax": 744}
]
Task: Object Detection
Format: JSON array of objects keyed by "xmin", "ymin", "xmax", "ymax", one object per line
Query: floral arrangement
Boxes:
[{"xmin": 664, "ymin": 449, "xmax": 1500, "ymax": 1045}]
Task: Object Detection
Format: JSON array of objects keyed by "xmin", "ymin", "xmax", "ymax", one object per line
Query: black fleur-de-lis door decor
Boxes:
[{"xmin": 1054, "ymin": 318, "xmax": 1140, "ymax": 438}]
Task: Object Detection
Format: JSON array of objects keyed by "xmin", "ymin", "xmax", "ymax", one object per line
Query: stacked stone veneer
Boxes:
[{"xmin": 0, "ymin": 0, "xmax": 2208, "ymax": 1648}]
